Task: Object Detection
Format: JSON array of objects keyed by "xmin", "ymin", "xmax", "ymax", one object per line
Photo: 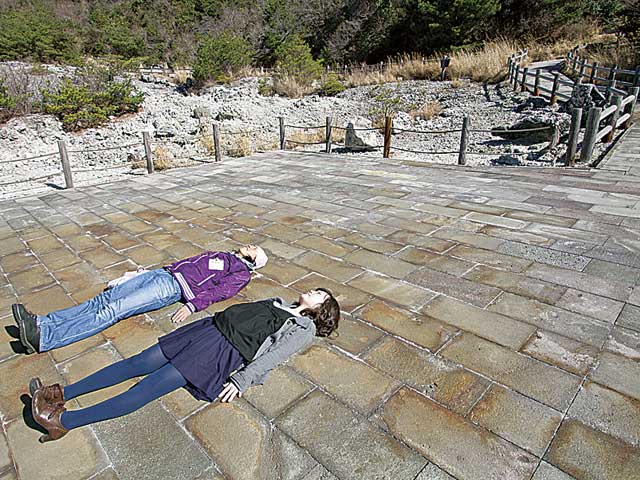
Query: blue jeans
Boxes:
[{"xmin": 38, "ymin": 268, "xmax": 182, "ymax": 352}]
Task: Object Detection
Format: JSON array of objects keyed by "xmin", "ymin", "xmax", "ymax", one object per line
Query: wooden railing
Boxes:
[{"xmin": 566, "ymin": 47, "xmax": 640, "ymax": 99}]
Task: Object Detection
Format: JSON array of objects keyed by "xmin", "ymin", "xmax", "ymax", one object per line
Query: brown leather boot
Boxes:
[
  {"xmin": 29, "ymin": 377, "xmax": 65, "ymax": 406},
  {"xmin": 32, "ymin": 389, "xmax": 69, "ymax": 443}
]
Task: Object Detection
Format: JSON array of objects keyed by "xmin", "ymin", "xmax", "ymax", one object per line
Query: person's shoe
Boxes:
[
  {"xmin": 29, "ymin": 377, "xmax": 65, "ymax": 406},
  {"xmin": 31, "ymin": 389, "xmax": 68, "ymax": 443},
  {"xmin": 13, "ymin": 304, "xmax": 40, "ymax": 354}
]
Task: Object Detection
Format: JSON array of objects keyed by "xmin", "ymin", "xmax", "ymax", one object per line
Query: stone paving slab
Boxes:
[{"xmin": 1, "ymin": 151, "xmax": 640, "ymax": 479}]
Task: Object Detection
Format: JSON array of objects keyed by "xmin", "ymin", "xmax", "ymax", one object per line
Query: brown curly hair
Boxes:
[{"xmin": 300, "ymin": 288, "xmax": 340, "ymax": 337}]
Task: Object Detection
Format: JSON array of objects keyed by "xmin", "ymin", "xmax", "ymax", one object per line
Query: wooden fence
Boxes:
[
  {"xmin": 278, "ymin": 115, "xmax": 557, "ymax": 166},
  {"xmin": 566, "ymin": 47, "xmax": 640, "ymax": 97},
  {"xmin": 507, "ymin": 48, "xmax": 640, "ymax": 165}
]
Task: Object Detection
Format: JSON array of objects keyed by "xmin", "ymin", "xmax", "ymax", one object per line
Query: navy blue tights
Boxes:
[{"xmin": 61, "ymin": 344, "xmax": 186, "ymax": 430}]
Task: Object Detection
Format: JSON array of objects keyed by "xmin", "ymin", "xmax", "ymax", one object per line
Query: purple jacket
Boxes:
[{"xmin": 165, "ymin": 251, "xmax": 252, "ymax": 313}]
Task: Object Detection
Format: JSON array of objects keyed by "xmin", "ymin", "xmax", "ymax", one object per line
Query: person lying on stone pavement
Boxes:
[
  {"xmin": 29, "ymin": 289, "xmax": 340, "ymax": 443},
  {"xmin": 11, "ymin": 244, "xmax": 268, "ymax": 354}
]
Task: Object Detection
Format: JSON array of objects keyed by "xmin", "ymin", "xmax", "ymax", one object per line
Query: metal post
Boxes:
[
  {"xmin": 279, "ymin": 117, "xmax": 285, "ymax": 150},
  {"xmin": 606, "ymin": 95, "xmax": 623, "ymax": 142},
  {"xmin": 521, "ymin": 67, "xmax": 529, "ymax": 92},
  {"xmin": 580, "ymin": 107, "xmax": 602, "ymax": 163},
  {"xmin": 565, "ymin": 107, "xmax": 583, "ymax": 166},
  {"xmin": 57, "ymin": 140, "xmax": 73, "ymax": 189},
  {"xmin": 212, "ymin": 123, "xmax": 221, "ymax": 162},
  {"xmin": 624, "ymin": 87, "xmax": 639, "ymax": 129},
  {"xmin": 325, "ymin": 116, "xmax": 332, "ymax": 154},
  {"xmin": 458, "ymin": 116, "xmax": 470, "ymax": 166},
  {"xmin": 143, "ymin": 131, "xmax": 154, "ymax": 174},
  {"xmin": 550, "ymin": 72, "xmax": 560, "ymax": 105},
  {"xmin": 383, "ymin": 116, "xmax": 392, "ymax": 159}
]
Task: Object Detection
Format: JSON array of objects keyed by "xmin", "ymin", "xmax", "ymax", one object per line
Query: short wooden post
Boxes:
[
  {"xmin": 578, "ymin": 58, "xmax": 587, "ymax": 81},
  {"xmin": 565, "ymin": 107, "xmax": 583, "ymax": 166},
  {"xmin": 571, "ymin": 53, "xmax": 578, "ymax": 72},
  {"xmin": 634, "ymin": 67, "xmax": 640, "ymax": 88},
  {"xmin": 57, "ymin": 140, "xmax": 73, "ymax": 189},
  {"xmin": 513, "ymin": 65, "xmax": 520, "ymax": 91},
  {"xmin": 609, "ymin": 65, "xmax": 618, "ymax": 90},
  {"xmin": 458, "ymin": 116, "xmax": 470, "ymax": 166},
  {"xmin": 606, "ymin": 95, "xmax": 623, "ymax": 142},
  {"xmin": 580, "ymin": 107, "xmax": 602, "ymax": 163},
  {"xmin": 521, "ymin": 67, "xmax": 529, "ymax": 92},
  {"xmin": 589, "ymin": 61, "xmax": 598, "ymax": 84},
  {"xmin": 507, "ymin": 57, "xmax": 513, "ymax": 80},
  {"xmin": 325, "ymin": 116, "xmax": 332, "ymax": 154},
  {"xmin": 279, "ymin": 117, "xmax": 285, "ymax": 150},
  {"xmin": 212, "ymin": 123, "xmax": 221, "ymax": 162},
  {"xmin": 383, "ymin": 116, "xmax": 392, "ymax": 159},
  {"xmin": 550, "ymin": 72, "xmax": 560, "ymax": 105},
  {"xmin": 624, "ymin": 87, "xmax": 639, "ymax": 129},
  {"xmin": 534, "ymin": 69, "xmax": 541, "ymax": 96},
  {"xmin": 142, "ymin": 131, "xmax": 154, "ymax": 174}
]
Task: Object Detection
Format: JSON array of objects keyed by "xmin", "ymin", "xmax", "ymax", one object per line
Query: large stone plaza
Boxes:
[{"xmin": 0, "ymin": 150, "xmax": 639, "ymax": 479}]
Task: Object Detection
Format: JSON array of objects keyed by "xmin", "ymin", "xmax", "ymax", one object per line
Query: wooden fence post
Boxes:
[
  {"xmin": 383, "ymin": 116, "xmax": 392, "ymax": 159},
  {"xmin": 565, "ymin": 107, "xmax": 582, "ymax": 166},
  {"xmin": 325, "ymin": 116, "xmax": 332, "ymax": 154},
  {"xmin": 507, "ymin": 57, "xmax": 513, "ymax": 80},
  {"xmin": 609, "ymin": 64, "xmax": 618, "ymax": 90},
  {"xmin": 458, "ymin": 116, "xmax": 470, "ymax": 166},
  {"xmin": 634, "ymin": 67, "xmax": 640, "ymax": 88},
  {"xmin": 550, "ymin": 72, "xmax": 560, "ymax": 105},
  {"xmin": 571, "ymin": 53, "xmax": 578, "ymax": 72},
  {"xmin": 580, "ymin": 107, "xmax": 602, "ymax": 163},
  {"xmin": 57, "ymin": 140, "xmax": 73, "ymax": 189},
  {"xmin": 212, "ymin": 123, "xmax": 221, "ymax": 162},
  {"xmin": 578, "ymin": 58, "xmax": 587, "ymax": 81},
  {"xmin": 606, "ymin": 95, "xmax": 623, "ymax": 142},
  {"xmin": 589, "ymin": 61, "xmax": 598, "ymax": 84},
  {"xmin": 142, "ymin": 131, "xmax": 154, "ymax": 174},
  {"xmin": 513, "ymin": 65, "xmax": 520, "ymax": 91},
  {"xmin": 624, "ymin": 87, "xmax": 639, "ymax": 129},
  {"xmin": 534, "ymin": 69, "xmax": 541, "ymax": 96},
  {"xmin": 521, "ymin": 67, "xmax": 529, "ymax": 92},
  {"xmin": 279, "ymin": 117, "xmax": 285, "ymax": 150}
]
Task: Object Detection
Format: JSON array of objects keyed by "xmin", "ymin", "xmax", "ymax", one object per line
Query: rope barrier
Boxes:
[
  {"xmin": 392, "ymin": 127, "xmax": 462, "ymax": 135},
  {"xmin": 68, "ymin": 142, "xmax": 141, "ymax": 154},
  {"xmin": 390, "ymin": 146, "xmax": 459, "ymax": 155},
  {"xmin": 470, "ymin": 126, "xmax": 554, "ymax": 133},
  {"xmin": 220, "ymin": 129, "xmax": 262, "ymax": 136},
  {"xmin": 72, "ymin": 164, "xmax": 132, "ymax": 173},
  {"xmin": 286, "ymin": 139, "xmax": 326, "ymax": 146},
  {"xmin": 0, "ymin": 170, "xmax": 61, "ymax": 186},
  {"xmin": 0, "ymin": 151, "xmax": 58, "ymax": 164},
  {"xmin": 332, "ymin": 126, "xmax": 382, "ymax": 132},
  {"xmin": 284, "ymin": 124, "xmax": 325, "ymax": 130}
]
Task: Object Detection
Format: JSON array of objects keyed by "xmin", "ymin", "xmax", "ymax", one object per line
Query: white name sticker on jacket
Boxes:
[{"xmin": 208, "ymin": 258, "xmax": 224, "ymax": 270}]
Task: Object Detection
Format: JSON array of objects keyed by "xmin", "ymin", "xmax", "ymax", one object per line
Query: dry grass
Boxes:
[
  {"xmin": 409, "ymin": 101, "xmax": 442, "ymax": 120},
  {"xmin": 224, "ymin": 134, "xmax": 254, "ymax": 157},
  {"xmin": 272, "ymin": 75, "xmax": 316, "ymax": 98},
  {"xmin": 130, "ymin": 145, "xmax": 175, "ymax": 170},
  {"xmin": 152, "ymin": 146, "xmax": 174, "ymax": 170}
]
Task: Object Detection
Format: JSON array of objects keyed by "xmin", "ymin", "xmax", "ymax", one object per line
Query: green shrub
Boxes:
[
  {"xmin": 273, "ymin": 35, "xmax": 322, "ymax": 86},
  {"xmin": 0, "ymin": 80, "xmax": 16, "ymax": 122},
  {"xmin": 0, "ymin": 7, "xmax": 81, "ymax": 62},
  {"xmin": 193, "ymin": 33, "xmax": 254, "ymax": 84},
  {"xmin": 367, "ymin": 84, "xmax": 416, "ymax": 126},
  {"xmin": 42, "ymin": 74, "xmax": 144, "ymax": 131},
  {"xmin": 319, "ymin": 73, "xmax": 346, "ymax": 96},
  {"xmin": 258, "ymin": 78, "xmax": 274, "ymax": 96}
]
